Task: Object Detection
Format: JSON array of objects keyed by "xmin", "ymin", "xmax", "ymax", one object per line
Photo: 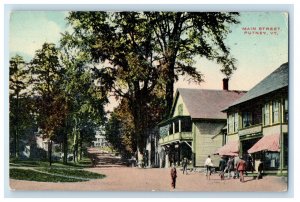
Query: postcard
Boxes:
[{"xmin": 8, "ymin": 9, "xmax": 289, "ymax": 193}]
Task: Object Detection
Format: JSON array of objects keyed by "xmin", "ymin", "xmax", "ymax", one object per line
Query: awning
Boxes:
[
  {"xmin": 214, "ymin": 140, "xmax": 239, "ymax": 156},
  {"xmin": 248, "ymin": 133, "xmax": 280, "ymax": 154}
]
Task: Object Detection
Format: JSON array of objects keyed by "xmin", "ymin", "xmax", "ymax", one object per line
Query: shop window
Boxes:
[
  {"xmin": 272, "ymin": 101, "xmax": 279, "ymax": 123},
  {"xmin": 263, "ymin": 103, "xmax": 270, "ymax": 126},
  {"xmin": 264, "ymin": 152, "xmax": 280, "ymax": 169},
  {"xmin": 283, "ymin": 133, "xmax": 288, "ymax": 168},
  {"xmin": 284, "ymin": 98, "xmax": 288, "ymax": 123}
]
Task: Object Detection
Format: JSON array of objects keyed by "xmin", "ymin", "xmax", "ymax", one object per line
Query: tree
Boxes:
[
  {"xmin": 64, "ymin": 12, "xmax": 163, "ymax": 162},
  {"xmin": 9, "ymin": 55, "xmax": 30, "ymax": 158},
  {"xmin": 145, "ymin": 12, "xmax": 239, "ymax": 114},
  {"xmin": 63, "ymin": 11, "xmax": 239, "ymax": 163},
  {"xmin": 105, "ymin": 99, "xmax": 135, "ymax": 158},
  {"xmin": 30, "ymin": 43, "xmax": 67, "ymax": 166},
  {"xmin": 59, "ymin": 43, "xmax": 107, "ymax": 163}
]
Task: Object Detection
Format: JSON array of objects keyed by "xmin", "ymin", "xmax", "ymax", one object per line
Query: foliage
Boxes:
[
  {"xmin": 30, "ymin": 43, "xmax": 67, "ymax": 140},
  {"xmin": 64, "ymin": 12, "xmax": 239, "ymax": 160},
  {"xmin": 9, "ymin": 55, "xmax": 36, "ymax": 158},
  {"xmin": 60, "ymin": 41, "xmax": 108, "ymax": 163}
]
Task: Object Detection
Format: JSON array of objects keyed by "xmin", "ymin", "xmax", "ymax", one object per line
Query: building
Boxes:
[
  {"xmin": 221, "ymin": 62, "xmax": 288, "ymax": 174},
  {"xmin": 93, "ymin": 132, "xmax": 108, "ymax": 147},
  {"xmin": 158, "ymin": 80, "xmax": 246, "ymax": 168}
]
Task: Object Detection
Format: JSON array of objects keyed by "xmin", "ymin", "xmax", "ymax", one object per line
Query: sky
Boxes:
[{"xmin": 9, "ymin": 11, "xmax": 288, "ymax": 93}]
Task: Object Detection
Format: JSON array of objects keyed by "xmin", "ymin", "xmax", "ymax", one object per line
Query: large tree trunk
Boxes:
[
  {"xmin": 79, "ymin": 132, "xmax": 83, "ymax": 160},
  {"xmin": 73, "ymin": 128, "xmax": 79, "ymax": 163},
  {"xmin": 14, "ymin": 93, "xmax": 20, "ymax": 158},
  {"xmin": 48, "ymin": 140, "xmax": 52, "ymax": 166},
  {"xmin": 63, "ymin": 117, "xmax": 69, "ymax": 164},
  {"xmin": 63, "ymin": 130, "xmax": 68, "ymax": 164},
  {"xmin": 165, "ymin": 57, "xmax": 176, "ymax": 117}
]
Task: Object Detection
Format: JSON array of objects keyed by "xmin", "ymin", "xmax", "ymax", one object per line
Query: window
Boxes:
[
  {"xmin": 234, "ymin": 113, "xmax": 239, "ymax": 132},
  {"xmin": 284, "ymin": 98, "xmax": 288, "ymax": 123},
  {"xmin": 283, "ymin": 133, "xmax": 288, "ymax": 168},
  {"xmin": 252, "ymin": 107, "xmax": 262, "ymax": 125},
  {"xmin": 242, "ymin": 112, "xmax": 252, "ymax": 128},
  {"xmin": 272, "ymin": 101, "xmax": 279, "ymax": 123},
  {"xmin": 228, "ymin": 114, "xmax": 234, "ymax": 133},
  {"xmin": 264, "ymin": 152, "xmax": 280, "ymax": 170},
  {"xmin": 264, "ymin": 103, "xmax": 270, "ymax": 126}
]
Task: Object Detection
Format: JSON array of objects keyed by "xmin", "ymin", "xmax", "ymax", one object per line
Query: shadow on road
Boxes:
[{"xmin": 87, "ymin": 148, "xmax": 127, "ymax": 168}]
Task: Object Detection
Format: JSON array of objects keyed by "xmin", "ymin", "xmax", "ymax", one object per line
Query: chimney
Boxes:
[{"xmin": 223, "ymin": 78, "xmax": 229, "ymax": 90}]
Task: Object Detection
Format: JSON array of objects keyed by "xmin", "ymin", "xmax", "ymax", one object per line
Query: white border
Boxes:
[{"xmin": 1, "ymin": 1, "xmax": 298, "ymax": 200}]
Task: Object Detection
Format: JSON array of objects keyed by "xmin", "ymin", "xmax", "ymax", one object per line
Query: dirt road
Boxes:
[{"xmin": 9, "ymin": 148, "xmax": 288, "ymax": 192}]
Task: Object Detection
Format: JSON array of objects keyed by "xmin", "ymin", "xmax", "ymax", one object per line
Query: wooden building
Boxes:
[
  {"xmin": 222, "ymin": 62, "xmax": 288, "ymax": 174},
  {"xmin": 158, "ymin": 82, "xmax": 246, "ymax": 168}
]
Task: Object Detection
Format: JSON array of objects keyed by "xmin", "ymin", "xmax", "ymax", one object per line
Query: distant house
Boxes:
[
  {"xmin": 158, "ymin": 80, "xmax": 246, "ymax": 168},
  {"xmin": 93, "ymin": 132, "xmax": 108, "ymax": 147},
  {"xmin": 221, "ymin": 63, "xmax": 288, "ymax": 174}
]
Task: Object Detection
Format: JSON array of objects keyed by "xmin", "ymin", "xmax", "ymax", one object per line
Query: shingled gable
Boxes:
[
  {"xmin": 171, "ymin": 88, "xmax": 246, "ymax": 120},
  {"xmin": 226, "ymin": 62, "xmax": 288, "ymax": 108}
]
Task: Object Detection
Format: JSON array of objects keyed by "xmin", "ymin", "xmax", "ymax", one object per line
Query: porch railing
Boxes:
[{"xmin": 159, "ymin": 132, "xmax": 193, "ymax": 145}]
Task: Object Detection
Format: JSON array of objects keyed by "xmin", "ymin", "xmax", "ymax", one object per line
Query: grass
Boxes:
[
  {"xmin": 38, "ymin": 167, "xmax": 106, "ymax": 179},
  {"xmin": 10, "ymin": 157, "xmax": 92, "ymax": 169},
  {"xmin": 9, "ymin": 157, "xmax": 106, "ymax": 182},
  {"xmin": 10, "ymin": 168, "xmax": 87, "ymax": 182}
]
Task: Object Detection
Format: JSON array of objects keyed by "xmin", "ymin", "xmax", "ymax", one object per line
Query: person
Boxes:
[
  {"xmin": 219, "ymin": 156, "xmax": 227, "ymax": 180},
  {"xmin": 234, "ymin": 156, "xmax": 240, "ymax": 179},
  {"xmin": 204, "ymin": 155, "xmax": 213, "ymax": 180},
  {"xmin": 236, "ymin": 156, "xmax": 247, "ymax": 182},
  {"xmin": 170, "ymin": 165, "xmax": 177, "ymax": 189},
  {"xmin": 246, "ymin": 154, "xmax": 254, "ymax": 173},
  {"xmin": 226, "ymin": 156, "xmax": 234, "ymax": 178},
  {"xmin": 92, "ymin": 156, "xmax": 97, "ymax": 167},
  {"xmin": 257, "ymin": 159, "xmax": 264, "ymax": 180},
  {"xmin": 182, "ymin": 157, "xmax": 188, "ymax": 175}
]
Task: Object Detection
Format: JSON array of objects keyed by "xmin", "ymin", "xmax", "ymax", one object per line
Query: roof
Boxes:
[
  {"xmin": 174, "ymin": 88, "xmax": 246, "ymax": 120},
  {"xmin": 214, "ymin": 140, "xmax": 239, "ymax": 156},
  {"xmin": 248, "ymin": 133, "xmax": 280, "ymax": 154},
  {"xmin": 228, "ymin": 63, "xmax": 288, "ymax": 107}
]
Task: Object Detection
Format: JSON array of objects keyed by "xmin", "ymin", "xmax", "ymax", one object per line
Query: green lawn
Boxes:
[
  {"xmin": 10, "ymin": 168, "xmax": 88, "ymax": 182},
  {"xmin": 38, "ymin": 167, "xmax": 105, "ymax": 179},
  {"xmin": 9, "ymin": 157, "xmax": 106, "ymax": 182}
]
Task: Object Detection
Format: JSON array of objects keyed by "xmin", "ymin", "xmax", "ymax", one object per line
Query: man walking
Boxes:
[
  {"xmin": 171, "ymin": 165, "xmax": 177, "ymax": 189},
  {"xmin": 204, "ymin": 155, "xmax": 213, "ymax": 180},
  {"xmin": 236, "ymin": 156, "xmax": 247, "ymax": 182},
  {"xmin": 182, "ymin": 157, "xmax": 188, "ymax": 175}
]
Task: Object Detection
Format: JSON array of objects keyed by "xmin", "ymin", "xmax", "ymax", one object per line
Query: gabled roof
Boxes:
[
  {"xmin": 173, "ymin": 88, "xmax": 246, "ymax": 120},
  {"xmin": 228, "ymin": 62, "xmax": 288, "ymax": 107}
]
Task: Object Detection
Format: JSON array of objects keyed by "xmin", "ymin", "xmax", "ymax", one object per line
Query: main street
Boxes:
[{"xmin": 10, "ymin": 148, "xmax": 287, "ymax": 192}]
